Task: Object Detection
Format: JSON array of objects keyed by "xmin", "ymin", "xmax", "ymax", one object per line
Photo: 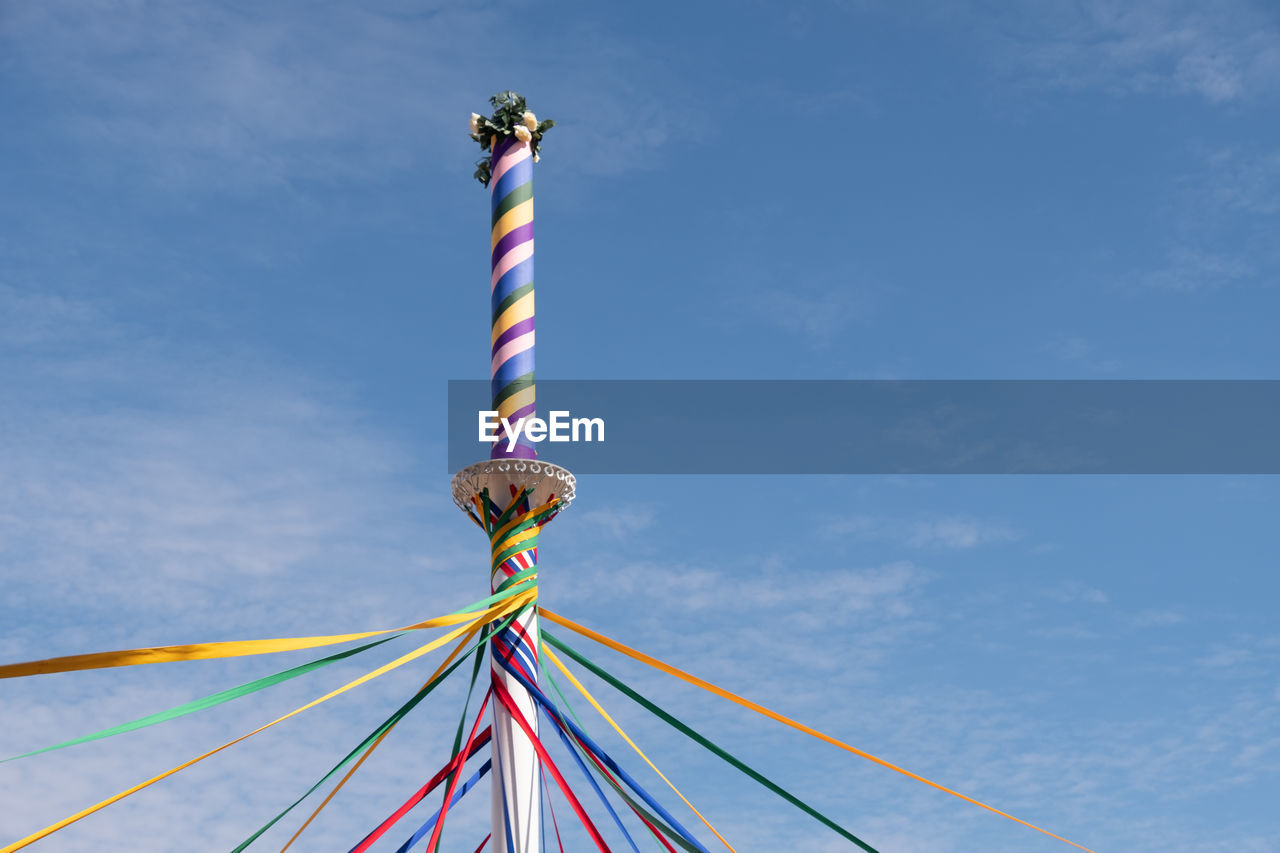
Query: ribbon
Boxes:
[
  {"xmin": 392, "ymin": 760, "xmax": 493, "ymax": 853},
  {"xmin": 0, "ymin": 583, "xmax": 533, "ymax": 680},
  {"xmin": 543, "ymin": 645, "xmax": 736, "ymax": 852},
  {"xmin": 495, "ymin": 648, "xmax": 708, "ymax": 853},
  {"xmin": 236, "ymin": 604, "xmax": 530, "ymax": 852},
  {"xmin": 542, "ymin": 611, "xmax": 1093, "ymax": 853},
  {"xmin": 1, "ymin": 594, "xmax": 531, "ymax": 853},
  {"xmin": 2, "ymin": 634, "xmax": 402, "ymax": 763},
  {"xmin": 424, "ymin": 690, "xmax": 493, "ymax": 853},
  {"xmin": 347, "ymin": 726, "xmax": 492, "ymax": 853},
  {"xmin": 541, "ymin": 630, "xmax": 878, "ymax": 853},
  {"xmin": 491, "ymin": 677, "xmax": 612, "ymax": 853},
  {"xmin": 540, "ymin": 670, "xmax": 680, "ymax": 853},
  {"xmin": 279, "ymin": 620, "xmax": 488, "ymax": 851}
]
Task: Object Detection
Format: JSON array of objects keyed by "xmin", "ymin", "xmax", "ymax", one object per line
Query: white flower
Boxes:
[
  {"xmin": 533, "ymin": 153, "xmax": 540, "ymax": 163},
  {"xmin": 469, "ymin": 113, "xmax": 480, "ymax": 134},
  {"xmin": 522, "ymin": 111, "xmax": 538, "ymax": 131},
  {"xmin": 514, "ymin": 125, "xmax": 532, "ymax": 142}
]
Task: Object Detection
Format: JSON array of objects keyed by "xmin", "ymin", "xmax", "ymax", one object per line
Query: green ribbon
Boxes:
[
  {"xmin": 543, "ymin": 666, "xmax": 694, "ymax": 853},
  {"xmin": 230, "ymin": 606, "xmax": 527, "ymax": 852},
  {"xmin": 431, "ymin": 636, "xmax": 488, "ymax": 853},
  {"xmin": 543, "ymin": 631, "xmax": 879, "ymax": 853},
  {"xmin": 1, "ymin": 634, "xmax": 402, "ymax": 763}
]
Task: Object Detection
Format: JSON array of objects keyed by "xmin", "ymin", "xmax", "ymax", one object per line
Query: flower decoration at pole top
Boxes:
[{"xmin": 469, "ymin": 90, "xmax": 555, "ymax": 186}]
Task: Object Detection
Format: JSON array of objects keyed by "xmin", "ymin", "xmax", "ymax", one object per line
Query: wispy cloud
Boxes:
[
  {"xmin": 1042, "ymin": 335, "xmax": 1122, "ymax": 373},
  {"xmin": 1137, "ymin": 246, "xmax": 1255, "ymax": 292},
  {"xmin": 0, "ymin": 0, "xmax": 694, "ymax": 190},
  {"xmin": 986, "ymin": 0, "xmax": 1280, "ymax": 103},
  {"xmin": 0, "ymin": 284, "xmax": 475, "ymax": 659},
  {"xmin": 1204, "ymin": 148, "xmax": 1280, "ymax": 216},
  {"xmin": 1048, "ymin": 581, "xmax": 1110, "ymax": 605},
  {"xmin": 744, "ymin": 286, "xmax": 867, "ymax": 346},
  {"xmin": 1132, "ymin": 608, "xmax": 1186, "ymax": 628},
  {"xmin": 825, "ymin": 513, "xmax": 1020, "ymax": 550}
]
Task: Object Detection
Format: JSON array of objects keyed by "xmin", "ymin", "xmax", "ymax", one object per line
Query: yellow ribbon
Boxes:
[
  {"xmin": 0, "ymin": 609, "xmax": 487, "ymax": 680},
  {"xmin": 2, "ymin": 592, "xmax": 533, "ymax": 853},
  {"xmin": 279, "ymin": 620, "xmax": 487, "ymax": 852},
  {"xmin": 540, "ymin": 608, "xmax": 1094, "ymax": 853},
  {"xmin": 542, "ymin": 642, "xmax": 737, "ymax": 853}
]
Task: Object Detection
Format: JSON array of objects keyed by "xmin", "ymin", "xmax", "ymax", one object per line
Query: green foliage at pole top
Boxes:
[{"xmin": 469, "ymin": 91, "xmax": 555, "ymax": 186}]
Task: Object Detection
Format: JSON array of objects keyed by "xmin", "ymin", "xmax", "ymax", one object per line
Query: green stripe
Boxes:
[
  {"xmin": 492, "ymin": 372, "xmax": 535, "ymax": 409},
  {"xmin": 495, "ymin": 566, "xmax": 537, "ymax": 594},
  {"xmin": 491, "ymin": 487, "xmax": 531, "ymax": 530},
  {"xmin": 451, "ymin": 573, "xmax": 533, "ymax": 615},
  {"xmin": 491, "ymin": 281, "xmax": 534, "ymax": 325},
  {"xmin": 1, "ymin": 635, "xmax": 403, "ymax": 763},
  {"xmin": 543, "ymin": 631, "xmax": 879, "ymax": 853},
  {"xmin": 490, "ymin": 182, "xmax": 533, "ymax": 228},
  {"xmin": 491, "ymin": 538, "xmax": 539, "ymax": 575}
]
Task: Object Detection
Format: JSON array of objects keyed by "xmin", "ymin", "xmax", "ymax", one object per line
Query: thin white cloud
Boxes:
[
  {"xmin": 825, "ymin": 513, "xmax": 1020, "ymax": 550},
  {"xmin": 1138, "ymin": 246, "xmax": 1254, "ymax": 292},
  {"xmin": 986, "ymin": 0, "xmax": 1280, "ymax": 104},
  {"xmin": 0, "ymin": 284, "xmax": 476, "ymax": 658},
  {"xmin": 1132, "ymin": 608, "xmax": 1186, "ymax": 628},
  {"xmin": 0, "ymin": 0, "xmax": 695, "ymax": 190},
  {"xmin": 1204, "ymin": 147, "xmax": 1280, "ymax": 216},
  {"xmin": 1048, "ymin": 581, "xmax": 1109, "ymax": 605}
]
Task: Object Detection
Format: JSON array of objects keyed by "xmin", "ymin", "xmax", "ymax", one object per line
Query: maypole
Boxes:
[{"xmin": 451, "ymin": 92, "xmax": 573, "ymax": 853}]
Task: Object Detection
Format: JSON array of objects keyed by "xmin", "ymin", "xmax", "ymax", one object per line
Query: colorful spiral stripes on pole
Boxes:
[
  {"xmin": 489, "ymin": 135, "xmax": 537, "ymax": 460},
  {"xmin": 483, "ymin": 489, "xmax": 556, "ymax": 853}
]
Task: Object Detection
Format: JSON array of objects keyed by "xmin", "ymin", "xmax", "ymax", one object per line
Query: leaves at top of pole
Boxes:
[{"xmin": 469, "ymin": 91, "xmax": 555, "ymax": 186}]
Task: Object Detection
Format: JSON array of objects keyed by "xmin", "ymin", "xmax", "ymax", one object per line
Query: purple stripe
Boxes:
[
  {"xmin": 492, "ymin": 317, "xmax": 535, "ymax": 355},
  {"xmin": 491, "ymin": 441, "xmax": 537, "ymax": 460},
  {"xmin": 491, "ymin": 223, "xmax": 534, "ymax": 268},
  {"xmin": 492, "ymin": 134, "xmax": 516, "ymax": 164}
]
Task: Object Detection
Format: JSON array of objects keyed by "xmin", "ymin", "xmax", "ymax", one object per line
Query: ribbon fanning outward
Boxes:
[
  {"xmin": 541, "ymin": 612, "xmax": 1095, "ymax": 853},
  {"xmin": 492, "ymin": 678, "xmax": 612, "ymax": 853},
  {"xmin": 0, "ymin": 593, "xmax": 533, "ymax": 853},
  {"xmin": 541, "ymin": 643, "xmax": 738, "ymax": 853},
  {"xmin": 0, "ymin": 582, "xmax": 532, "ymax": 680},
  {"xmin": 2, "ymin": 635, "xmax": 403, "ymax": 764},
  {"xmin": 542, "ymin": 631, "xmax": 877, "ymax": 853}
]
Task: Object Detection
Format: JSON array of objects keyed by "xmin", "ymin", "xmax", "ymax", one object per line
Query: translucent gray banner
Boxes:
[{"xmin": 447, "ymin": 380, "xmax": 1280, "ymax": 474}]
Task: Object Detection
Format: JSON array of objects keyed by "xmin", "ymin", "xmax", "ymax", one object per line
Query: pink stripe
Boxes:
[
  {"xmin": 491, "ymin": 241, "xmax": 535, "ymax": 291},
  {"xmin": 491, "ymin": 331, "xmax": 535, "ymax": 373},
  {"xmin": 490, "ymin": 140, "xmax": 531, "ymax": 186}
]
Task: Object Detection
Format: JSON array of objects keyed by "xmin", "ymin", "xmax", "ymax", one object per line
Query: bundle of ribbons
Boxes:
[{"xmin": 0, "ymin": 490, "xmax": 1093, "ymax": 852}]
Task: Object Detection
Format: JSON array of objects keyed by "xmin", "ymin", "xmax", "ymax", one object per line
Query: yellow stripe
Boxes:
[
  {"xmin": 540, "ymin": 609, "xmax": 1095, "ymax": 853},
  {"xmin": 490, "ymin": 291, "xmax": 535, "ymax": 344},
  {"xmin": 497, "ymin": 386, "xmax": 536, "ymax": 422},
  {"xmin": 280, "ymin": 621, "xmax": 487, "ymax": 851},
  {"xmin": 543, "ymin": 643, "xmax": 737, "ymax": 852},
  {"xmin": 0, "ymin": 611, "xmax": 484, "ymax": 679},
  {"xmin": 491, "ymin": 497, "xmax": 559, "ymax": 545},
  {"xmin": 494, "ymin": 525, "xmax": 540, "ymax": 559},
  {"xmin": 1, "ymin": 593, "xmax": 535, "ymax": 853},
  {"xmin": 489, "ymin": 198, "xmax": 533, "ymax": 249}
]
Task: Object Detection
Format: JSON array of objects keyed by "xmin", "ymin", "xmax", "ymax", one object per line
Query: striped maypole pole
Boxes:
[
  {"xmin": 452, "ymin": 92, "xmax": 573, "ymax": 853},
  {"xmin": 489, "ymin": 129, "xmax": 537, "ymax": 462}
]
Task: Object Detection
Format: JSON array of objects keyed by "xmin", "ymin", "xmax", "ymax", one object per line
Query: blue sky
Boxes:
[{"xmin": 2, "ymin": 1, "xmax": 1278, "ymax": 851}]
